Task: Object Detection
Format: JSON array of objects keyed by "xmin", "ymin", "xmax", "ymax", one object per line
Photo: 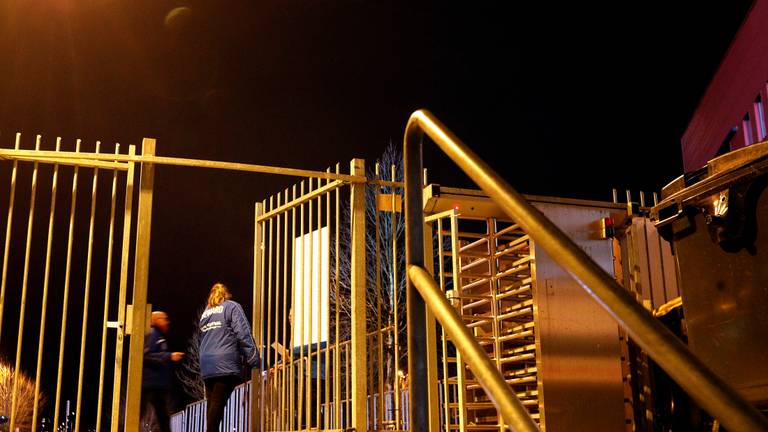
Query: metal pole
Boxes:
[
  {"xmin": 349, "ymin": 158, "xmax": 368, "ymax": 432},
  {"xmin": 403, "ymin": 122, "xmax": 430, "ymax": 432},
  {"xmin": 422, "ymin": 213, "xmax": 440, "ymax": 432},
  {"xmin": 124, "ymin": 138, "xmax": 156, "ymax": 430},
  {"xmin": 390, "ymin": 164, "xmax": 402, "ymax": 430},
  {"xmin": 375, "ymin": 163, "xmax": 384, "ymax": 429},
  {"xmin": 32, "ymin": 138, "xmax": 61, "ymax": 432},
  {"xmin": 307, "ymin": 179, "xmax": 315, "ymax": 430},
  {"xmin": 333, "ymin": 164, "xmax": 341, "ymax": 430},
  {"xmin": 282, "ymin": 189, "xmax": 290, "ymax": 431},
  {"xmin": 404, "ymin": 109, "xmax": 768, "ymax": 432},
  {"xmin": 324, "ymin": 170, "xmax": 332, "ymax": 430},
  {"xmin": 54, "ymin": 139, "xmax": 82, "ymax": 430},
  {"xmin": 290, "ymin": 186, "xmax": 297, "ymax": 432},
  {"xmin": 298, "ymin": 182, "xmax": 305, "ymax": 430},
  {"xmin": 10, "ymin": 135, "xmax": 41, "ymax": 432},
  {"xmin": 110, "ymin": 145, "xmax": 136, "ymax": 432},
  {"xmin": 75, "ymin": 141, "xmax": 101, "ymax": 432},
  {"xmin": 96, "ymin": 144, "xmax": 120, "ymax": 432},
  {"xmin": 251, "ymin": 201, "xmax": 264, "ymax": 432},
  {"xmin": 0, "ymin": 133, "xmax": 21, "ymax": 346}
]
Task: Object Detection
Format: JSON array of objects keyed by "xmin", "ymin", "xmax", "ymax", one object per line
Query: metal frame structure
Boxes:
[
  {"xmin": 0, "ymin": 135, "xmax": 138, "ymax": 432},
  {"xmin": 402, "ymin": 109, "xmax": 768, "ymax": 432},
  {"xmin": 0, "ymin": 138, "xmax": 365, "ymax": 432},
  {"xmin": 2, "ymin": 108, "xmax": 766, "ymax": 432}
]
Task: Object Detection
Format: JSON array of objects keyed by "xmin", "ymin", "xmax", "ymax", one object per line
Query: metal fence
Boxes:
[{"xmin": 170, "ymin": 381, "xmax": 251, "ymax": 432}]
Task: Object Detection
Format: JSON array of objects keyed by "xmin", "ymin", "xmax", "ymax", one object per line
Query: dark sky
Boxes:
[{"xmin": 0, "ymin": 0, "xmax": 755, "ymax": 424}]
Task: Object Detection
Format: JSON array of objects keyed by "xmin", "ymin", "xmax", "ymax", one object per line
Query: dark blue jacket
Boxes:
[
  {"xmin": 143, "ymin": 327, "xmax": 171, "ymax": 389},
  {"xmin": 199, "ymin": 300, "xmax": 260, "ymax": 379}
]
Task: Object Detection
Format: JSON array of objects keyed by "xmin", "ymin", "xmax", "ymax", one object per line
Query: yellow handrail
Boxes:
[{"xmin": 402, "ymin": 109, "xmax": 768, "ymax": 432}]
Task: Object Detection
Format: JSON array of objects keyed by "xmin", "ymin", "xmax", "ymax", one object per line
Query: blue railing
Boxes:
[{"xmin": 170, "ymin": 381, "xmax": 251, "ymax": 432}]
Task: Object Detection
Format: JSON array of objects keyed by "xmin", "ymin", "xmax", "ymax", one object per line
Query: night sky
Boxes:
[{"xmin": 0, "ymin": 0, "xmax": 755, "ymax": 425}]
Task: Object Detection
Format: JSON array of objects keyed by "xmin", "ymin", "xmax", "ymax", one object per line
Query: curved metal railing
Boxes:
[{"xmin": 402, "ymin": 109, "xmax": 768, "ymax": 432}]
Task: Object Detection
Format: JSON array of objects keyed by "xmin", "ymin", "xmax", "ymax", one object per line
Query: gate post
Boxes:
[
  {"xmin": 404, "ymin": 127, "xmax": 429, "ymax": 432},
  {"xmin": 350, "ymin": 158, "xmax": 367, "ymax": 432},
  {"xmin": 251, "ymin": 202, "xmax": 264, "ymax": 432},
  {"xmin": 124, "ymin": 138, "xmax": 156, "ymax": 430}
]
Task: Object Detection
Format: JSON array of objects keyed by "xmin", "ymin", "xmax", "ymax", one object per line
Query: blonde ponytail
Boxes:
[{"xmin": 207, "ymin": 282, "xmax": 232, "ymax": 307}]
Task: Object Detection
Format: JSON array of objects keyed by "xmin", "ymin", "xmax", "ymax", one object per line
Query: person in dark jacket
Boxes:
[
  {"xmin": 142, "ymin": 311, "xmax": 185, "ymax": 432},
  {"xmin": 199, "ymin": 282, "xmax": 261, "ymax": 432}
]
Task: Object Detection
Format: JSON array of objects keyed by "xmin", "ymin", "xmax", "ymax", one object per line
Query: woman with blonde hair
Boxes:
[{"xmin": 199, "ymin": 282, "xmax": 260, "ymax": 431}]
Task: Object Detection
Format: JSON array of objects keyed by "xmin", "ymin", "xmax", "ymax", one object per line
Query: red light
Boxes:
[
  {"xmin": 599, "ymin": 217, "xmax": 615, "ymax": 238},
  {"xmin": 454, "ymin": 205, "xmax": 460, "ymax": 211}
]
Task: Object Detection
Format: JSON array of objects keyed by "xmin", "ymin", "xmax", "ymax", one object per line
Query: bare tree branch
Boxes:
[{"xmin": 0, "ymin": 360, "xmax": 45, "ymax": 432}]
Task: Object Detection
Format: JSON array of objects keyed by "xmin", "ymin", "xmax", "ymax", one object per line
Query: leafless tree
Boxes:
[
  {"xmin": 0, "ymin": 359, "xmax": 45, "ymax": 432},
  {"xmin": 330, "ymin": 142, "xmax": 407, "ymax": 391}
]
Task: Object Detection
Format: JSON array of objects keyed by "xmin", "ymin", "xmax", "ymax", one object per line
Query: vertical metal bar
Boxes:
[
  {"xmin": 267, "ymin": 194, "xmax": 274, "ymax": 368},
  {"xmin": 54, "ymin": 138, "xmax": 82, "ymax": 430},
  {"xmin": 111, "ymin": 144, "xmax": 136, "ymax": 432},
  {"xmin": 282, "ymin": 189, "xmax": 290, "ymax": 432},
  {"xmin": 96, "ymin": 144, "xmax": 120, "ymax": 432},
  {"xmin": 375, "ymin": 163, "xmax": 384, "ymax": 430},
  {"xmin": 290, "ymin": 185, "xmax": 297, "ymax": 432},
  {"xmin": 487, "ymin": 219, "xmax": 503, "ymax": 432},
  {"xmin": 274, "ymin": 193, "xmax": 282, "ymax": 430},
  {"xmin": 367, "ymin": 333, "xmax": 374, "ymax": 430},
  {"xmin": 0, "ymin": 132, "xmax": 21, "ymax": 344},
  {"xmin": 10, "ymin": 135, "xmax": 41, "ymax": 432},
  {"xmin": 391, "ymin": 164, "xmax": 401, "ymax": 429},
  {"xmin": 316, "ymin": 179, "xmax": 323, "ymax": 429},
  {"xmin": 423, "ymin": 214, "xmax": 440, "ymax": 432},
  {"xmin": 333, "ymin": 163, "xmax": 341, "ymax": 430},
  {"xmin": 32, "ymin": 137, "xmax": 61, "ymax": 432},
  {"xmin": 350, "ymin": 158, "xmax": 367, "ymax": 432},
  {"xmin": 252, "ymin": 201, "xmax": 264, "ymax": 432},
  {"xmin": 529, "ymin": 239, "xmax": 544, "ymax": 427},
  {"xmin": 324, "ymin": 169, "xmax": 331, "ymax": 430},
  {"xmin": 298, "ymin": 181, "xmax": 305, "ymax": 431},
  {"xmin": 75, "ymin": 141, "xmax": 101, "ymax": 432},
  {"xmin": 266, "ymin": 195, "xmax": 274, "ymax": 431},
  {"xmin": 307, "ymin": 178, "xmax": 315, "ymax": 430},
  {"xmin": 449, "ymin": 214, "xmax": 466, "ymax": 430},
  {"xmin": 437, "ymin": 217, "xmax": 450, "ymax": 432},
  {"xmin": 124, "ymin": 138, "xmax": 156, "ymax": 430},
  {"xmin": 346, "ymin": 341, "xmax": 351, "ymax": 427}
]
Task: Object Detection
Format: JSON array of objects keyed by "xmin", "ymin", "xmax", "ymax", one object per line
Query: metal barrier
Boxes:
[
  {"xmin": 254, "ymin": 157, "xmax": 414, "ymax": 432},
  {"xmin": 0, "ymin": 135, "xmax": 141, "ymax": 432},
  {"xmin": 0, "ymin": 138, "xmax": 364, "ymax": 432},
  {"xmin": 3, "ymin": 110, "xmax": 764, "ymax": 432},
  {"xmin": 170, "ymin": 381, "xmax": 251, "ymax": 432},
  {"xmin": 402, "ymin": 109, "xmax": 768, "ymax": 432}
]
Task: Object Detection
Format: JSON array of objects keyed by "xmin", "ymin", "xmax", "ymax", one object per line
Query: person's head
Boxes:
[
  {"xmin": 207, "ymin": 282, "xmax": 232, "ymax": 308},
  {"xmin": 151, "ymin": 311, "xmax": 170, "ymax": 334}
]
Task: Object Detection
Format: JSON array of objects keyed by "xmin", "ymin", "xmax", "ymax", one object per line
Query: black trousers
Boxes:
[
  {"xmin": 141, "ymin": 387, "xmax": 172, "ymax": 432},
  {"xmin": 204, "ymin": 375, "xmax": 240, "ymax": 432}
]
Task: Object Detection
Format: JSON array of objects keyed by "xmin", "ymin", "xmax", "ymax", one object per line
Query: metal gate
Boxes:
[
  {"xmin": 0, "ymin": 132, "xmax": 376, "ymax": 432},
  {"xmin": 0, "ymin": 134, "xmax": 157, "ymax": 432},
  {"xmin": 255, "ymin": 157, "xmax": 417, "ymax": 432}
]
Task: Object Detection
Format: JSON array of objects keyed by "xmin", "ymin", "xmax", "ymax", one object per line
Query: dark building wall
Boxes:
[{"xmin": 682, "ymin": 0, "xmax": 768, "ymax": 171}]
